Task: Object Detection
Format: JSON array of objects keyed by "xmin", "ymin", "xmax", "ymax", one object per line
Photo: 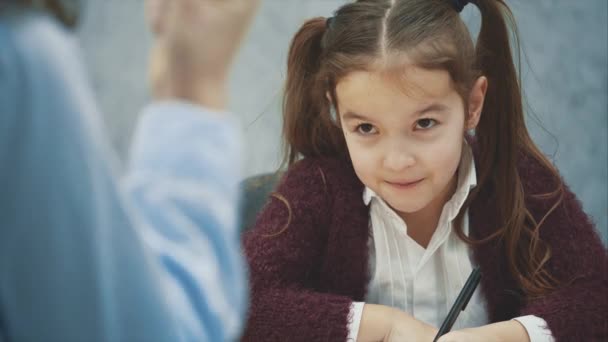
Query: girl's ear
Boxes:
[{"xmin": 466, "ymin": 76, "xmax": 488, "ymax": 130}]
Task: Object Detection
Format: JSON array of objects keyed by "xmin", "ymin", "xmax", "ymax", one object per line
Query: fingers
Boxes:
[
  {"xmin": 147, "ymin": 0, "xmax": 262, "ymax": 38},
  {"xmin": 436, "ymin": 331, "xmax": 469, "ymax": 342},
  {"xmin": 145, "ymin": 0, "xmax": 169, "ymax": 35},
  {"xmin": 146, "ymin": 0, "xmax": 262, "ymax": 105}
]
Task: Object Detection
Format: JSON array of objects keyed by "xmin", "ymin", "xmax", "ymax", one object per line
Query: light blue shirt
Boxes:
[{"xmin": 0, "ymin": 9, "xmax": 246, "ymax": 342}]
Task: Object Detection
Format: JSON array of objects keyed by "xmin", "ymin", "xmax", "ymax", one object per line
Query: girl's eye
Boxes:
[
  {"xmin": 355, "ymin": 123, "xmax": 377, "ymax": 135},
  {"xmin": 416, "ymin": 118, "xmax": 437, "ymax": 130}
]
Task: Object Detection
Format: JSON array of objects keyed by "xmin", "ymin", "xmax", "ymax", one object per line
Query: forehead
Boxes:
[{"xmin": 335, "ymin": 66, "xmax": 455, "ymax": 107}]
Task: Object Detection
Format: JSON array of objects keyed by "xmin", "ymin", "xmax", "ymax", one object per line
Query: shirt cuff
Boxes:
[
  {"xmin": 149, "ymin": 99, "xmax": 229, "ymax": 118},
  {"xmin": 129, "ymin": 100, "xmax": 241, "ymax": 173},
  {"xmin": 347, "ymin": 302, "xmax": 365, "ymax": 342},
  {"xmin": 512, "ymin": 315, "xmax": 555, "ymax": 342}
]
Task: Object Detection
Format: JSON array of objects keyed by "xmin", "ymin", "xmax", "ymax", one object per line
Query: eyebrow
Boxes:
[
  {"xmin": 415, "ymin": 103, "xmax": 449, "ymax": 116},
  {"xmin": 342, "ymin": 103, "xmax": 449, "ymax": 121},
  {"xmin": 342, "ymin": 111, "xmax": 372, "ymax": 121}
]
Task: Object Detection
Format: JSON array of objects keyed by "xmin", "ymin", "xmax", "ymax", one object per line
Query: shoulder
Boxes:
[
  {"xmin": 1, "ymin": 10, "xmax": 90, "ymax": 102},
  {"xmin": 1, "ymin": 11, "xmax": 76, "ymax": 71},
  {"xmin": 516, "ymin": 152, "xmax": 578, "ymax": 221},
  {"xmin": 517, "ymin": 152, "xmax": 561, "ymax": 197},
  {"xmin": 0, "ymin": 10, "xmax": 101, "ymax": 146},
  {"xmin": 243, "ymin": 157, "xmax": 361, "ymax": 248},
  {"xmin": 285, "ymin": 156, "xmax": 353, "ymax": 175},
  {"xmin": 516, "ymin": 151, "xmax": 569, "ymax": 217},
  {"xmin": 0, "ymin": 11, "xmax": 92, "ymax": 151},
  {"xmin": 516, "ymin": 151, "xmax": 604, "ymax": 250},
  {"xmin": 265, "ymin": 157, "xmax": 364, "ymax": 227},
  {"xmin": 279, "ymin": 156, "xmax": 363, "ymax": 199}
]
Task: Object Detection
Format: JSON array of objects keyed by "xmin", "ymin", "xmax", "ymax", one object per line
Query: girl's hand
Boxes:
[
  {"xmin": 437, "ymin": 320, "xmax": 530, "ymax": 342},
  {"xmin": 356, "ymin": 304, "xmax": 437, "ymax": 342},
  {"xmin": 384, "ymin": 309, "xmax": 438, "ymax": 342},
  {"xmin": 146, "ymin": 0, "xmax": 261, "ymax": 109},
  {"xmin": 436, "ymin": 328, "xmax": 495, "ymax": 342}
]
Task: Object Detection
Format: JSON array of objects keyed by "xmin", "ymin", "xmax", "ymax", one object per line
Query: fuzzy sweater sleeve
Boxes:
[
  {"xmin": 518, "ymin": 159, "xmax": 608, "ymax": 341},
  {"xmin": 241, "ymin": 158, "xmax": 353, "ymax": 341}
]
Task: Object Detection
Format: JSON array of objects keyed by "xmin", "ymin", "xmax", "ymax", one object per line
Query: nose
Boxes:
[{"xmin": 382, "ymin": 143, "xmax": 416, "ymax": 172}]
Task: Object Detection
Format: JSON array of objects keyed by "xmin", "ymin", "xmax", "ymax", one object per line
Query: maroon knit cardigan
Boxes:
[{"xmin": 242, "ymin": 153, "xmax": 607, "ymax": 341}]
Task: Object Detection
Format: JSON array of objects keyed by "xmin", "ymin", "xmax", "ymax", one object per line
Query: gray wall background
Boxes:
[{"xmin": 76, "ymin": 0, "xmax": 607, "ymax": 244}]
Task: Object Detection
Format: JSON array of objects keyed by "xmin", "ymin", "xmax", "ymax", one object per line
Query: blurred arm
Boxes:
[{"xmin": 0, "ymin": 11, "xmax": 245, "ymax": 342}]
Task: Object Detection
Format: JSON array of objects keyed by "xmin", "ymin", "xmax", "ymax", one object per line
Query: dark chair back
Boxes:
[{"xmin": 239, "ymin": 172, "xmax": 283, "ymax": 233}]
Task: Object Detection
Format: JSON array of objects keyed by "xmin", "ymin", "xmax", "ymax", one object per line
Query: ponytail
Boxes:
[
  {"xmin": 472, "ymin": 0, "xmax": 524, "ymax": 207},
  {"xmin": 459, "ymin": 0, "xmax": 563, "ymax": 297},
  {"xmin": 282, "ymin": 18, "xmax": 346, "ymax": 166}
]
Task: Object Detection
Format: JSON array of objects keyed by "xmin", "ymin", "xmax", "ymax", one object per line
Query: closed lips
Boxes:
[{"xmin": 386, "ymin": 179, "xmax": 423, "ymax": 186}]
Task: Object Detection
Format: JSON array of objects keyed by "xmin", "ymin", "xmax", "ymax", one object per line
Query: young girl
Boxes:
[{"xmin": 242, "ymin": 0, "xmax": 607, "ymax": 341}]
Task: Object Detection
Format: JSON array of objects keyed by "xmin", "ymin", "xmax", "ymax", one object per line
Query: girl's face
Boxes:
[{"xmin": 335, "ymin": 66, "xmax": 484, "ymax": 221}]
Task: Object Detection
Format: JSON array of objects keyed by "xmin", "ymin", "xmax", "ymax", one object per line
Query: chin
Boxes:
[{"xmin": 385, "ymin": 198, "xmax": 429, "ymax": 215}]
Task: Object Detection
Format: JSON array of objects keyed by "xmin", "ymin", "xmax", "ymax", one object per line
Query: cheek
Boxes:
[
  {"xmin": 425, "ymin": 138, "xmax": 463, "ymax": 180},
  {"xmin": 418, "ymin": 124, "xmax": 463, "ymax": 170},
  {"xmin": 344, "ymin": 138, "xmax": 379, "ymax": 182}
]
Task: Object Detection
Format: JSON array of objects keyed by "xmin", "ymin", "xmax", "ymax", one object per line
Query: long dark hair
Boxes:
[{"xmin": 282, "ymin": 0, "xmax": 563, "ymax": 297}]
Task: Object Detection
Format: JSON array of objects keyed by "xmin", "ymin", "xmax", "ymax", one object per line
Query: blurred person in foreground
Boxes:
[{"xmin": 0, "ymin": 0, "xmax": 260, "ymax": 340}]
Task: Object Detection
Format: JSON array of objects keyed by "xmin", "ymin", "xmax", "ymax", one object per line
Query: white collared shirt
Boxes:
[{"xmin": 347, "ymin": 144, "xmax": 554, "ymax": 342}]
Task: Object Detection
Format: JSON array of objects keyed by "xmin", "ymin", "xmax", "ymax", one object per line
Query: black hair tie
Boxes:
[{"xmin": 451, "ymin": 0, "xmax": 470, "ymax": 12}]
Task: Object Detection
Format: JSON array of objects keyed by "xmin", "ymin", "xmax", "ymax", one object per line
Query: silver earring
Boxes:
[{"xmin": 329, "ymin": 105, "xmax": 338, "ymax": 123}]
